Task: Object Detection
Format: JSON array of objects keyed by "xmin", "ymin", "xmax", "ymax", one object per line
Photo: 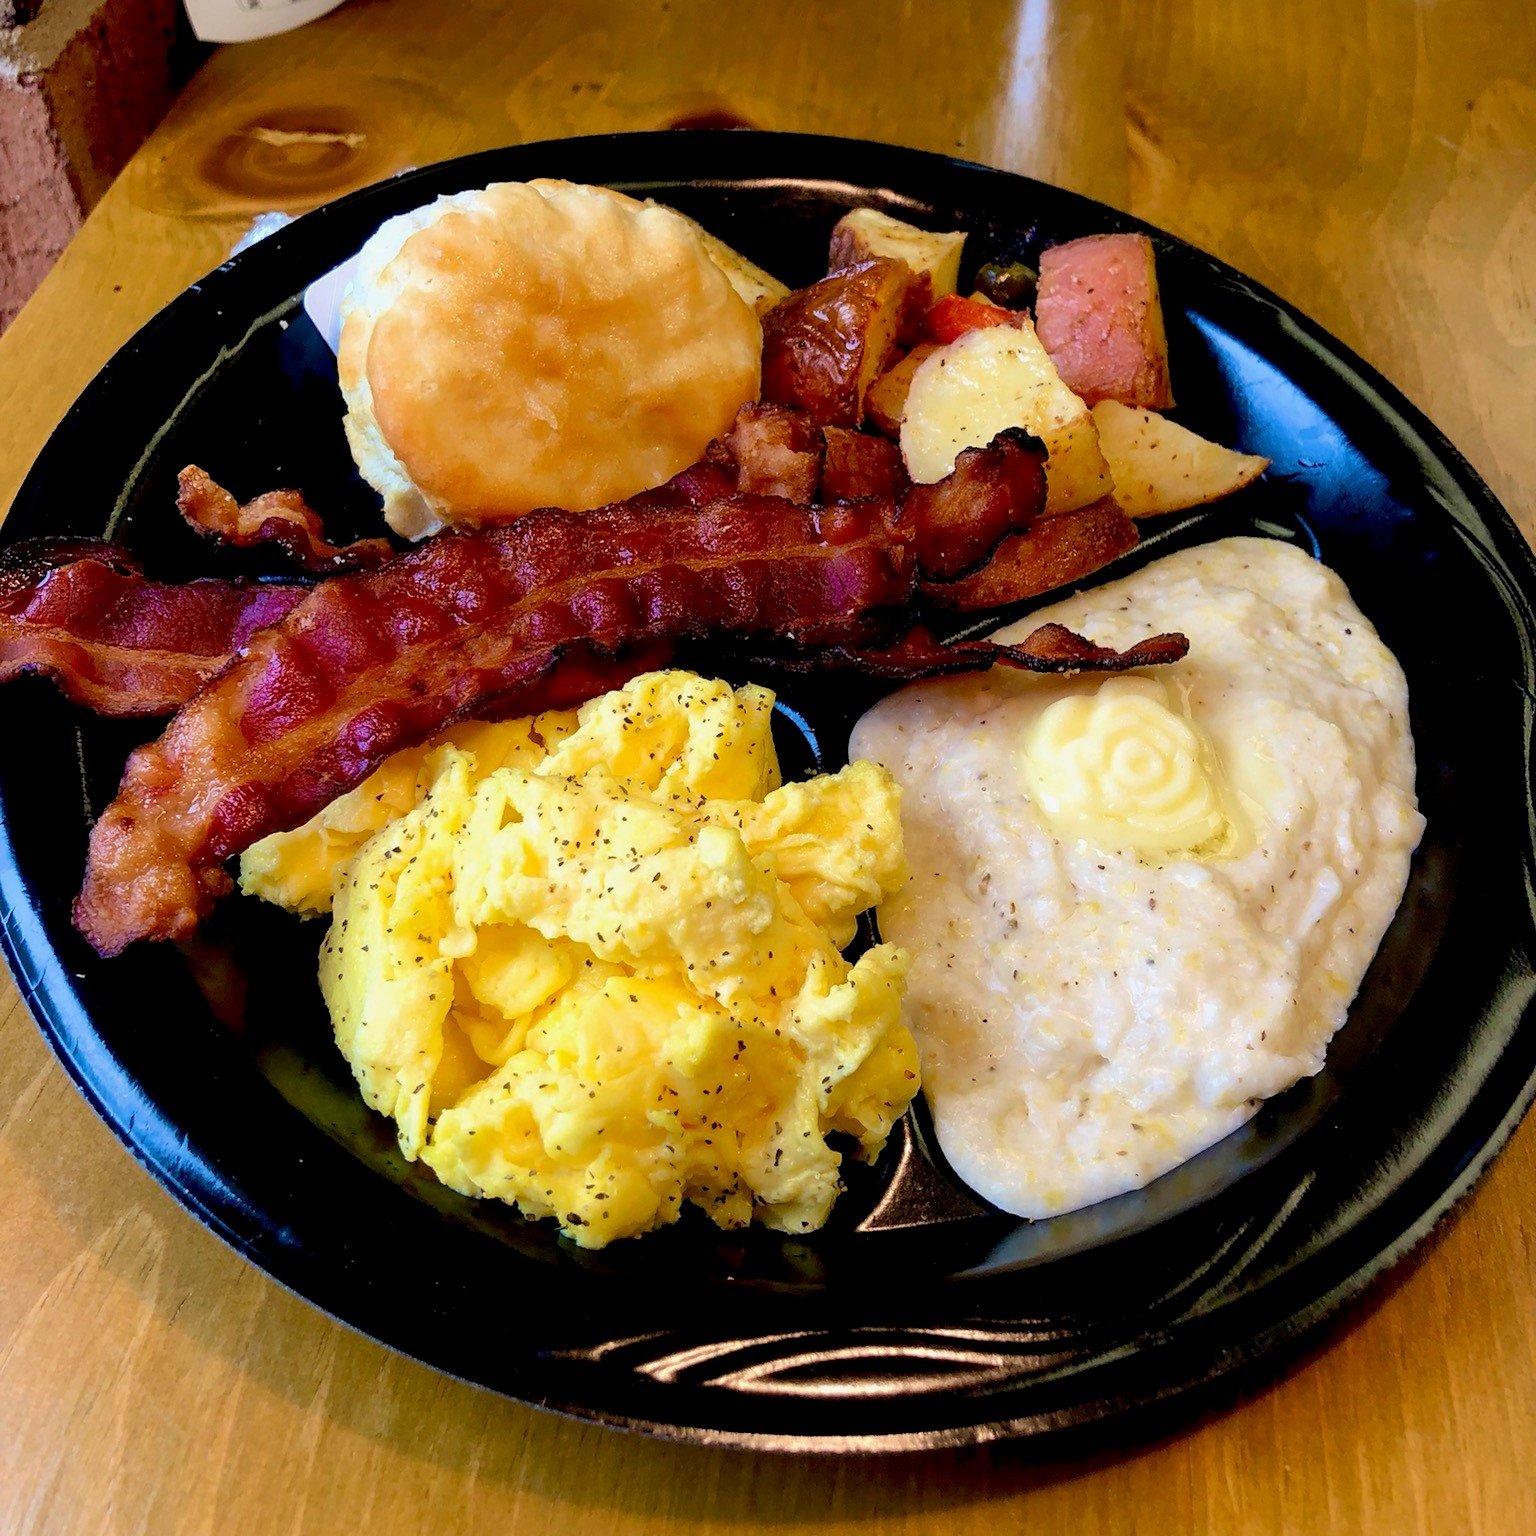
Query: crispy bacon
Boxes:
[
  {"xmin": 742, "ymin": 623, "xmax": 1187, "ymax": 678},
  {"xmin": 73, "ymin": 431, "xmax": 1184, "ymax": 954},
  {"xmin": 900, "ymin": 428, "xmax": 1050, "ymax": 581},
  {"xmin": 0, "ymin": 539, "xmax": 305, "ymax": 717},
  {"xmin": 652, "ymin": 458, "xmax": 736, "ymax": 507},
  {"xmin": 925, "ymin": 496, "xmax": 1141, "ymax": 611},
  {"xmin": 177, "ymin": 466, "xmax": 395, "ymax": 573}
]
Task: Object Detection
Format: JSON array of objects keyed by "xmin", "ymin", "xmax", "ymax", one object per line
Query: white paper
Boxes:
[
  {"xmin": 230, "ymin": 211, "xmax": 294, "ymax": 255},
  {"xmin": 183, "ymin": 0, "xmax": 349, "ymax": 45},
  {"xmin": 304, "ymin": 250, "xmax": 357, "ymax": 354}
]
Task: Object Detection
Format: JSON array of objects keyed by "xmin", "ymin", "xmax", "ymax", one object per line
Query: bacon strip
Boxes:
[
  {"xmin": 924, "ymin": 496, "xmax": 1141, "ymax": 611},
  {"xmin": 74, "ymin": 433, "xmax": 1186, "ymax": 954},
  {"xmin": 900, "ymin": 428, "xmax": 1051, "ymax": 581},
  {"xmin": 750, "ymin": 623, "xmax": 1187, "ymax": 678},
  {"xmin": 2, "ymin": 459, "xmax": 726, "ymax": 722},
  {"xmin": 0, "ymin": 539, "xmax": 305, "ymax": 717},
  {"xmin": 177, "ymin": 466, "xmax": 395, "ymax": 573}
]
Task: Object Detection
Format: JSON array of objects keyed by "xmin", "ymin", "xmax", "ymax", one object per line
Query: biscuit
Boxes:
[{"xmin": 339, "ymin": 181, "xmax": 762, "ymax": 538}]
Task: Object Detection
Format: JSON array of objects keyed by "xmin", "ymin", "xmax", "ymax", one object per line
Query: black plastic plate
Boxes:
[{"xmin": 1, "ymin": 131, "xmax": 1533, "ymax": 1452}]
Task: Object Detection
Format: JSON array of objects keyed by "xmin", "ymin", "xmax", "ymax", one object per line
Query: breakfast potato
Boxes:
[
  {"xmin": 900, "ymin": 318, "xmax": 1113, "ymax": 513},
  {"xmin": 864, "ymin": 343, "xmax": 939, "ymax": 437},
  {"xmin": 672, "ymin": 211, "xmax": 792, "ymax": 317},
  {"xmin": 1092, "ymin": 401, "xmax": 1269, "ymax": 516},
  {"xmin": 1034, "ymin": 233, "xmax": 1174, "ymax": 409},
  {"xmin": 828, "ymin": 207, "xmax": 967, "ymax": 310},
  {"xmin": 761, "ymin": 258, "xmax": 913, "ymax": 426},
  {"xmin": 929, "ymin": 496, "xmax": 1139, "ymax": 610}
]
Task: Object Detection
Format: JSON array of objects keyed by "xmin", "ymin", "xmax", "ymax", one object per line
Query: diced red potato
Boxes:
[
  {"xmin": 759, "ymin": 224, "xmax": 1256, "ymax": 531},
  {"xmin": 828, "ymin": 209, "xmax": 966, "ymax": 314},
  {"xmin": 820, "ymin": 426, "xmax": 909, "ymax": 501},
  {"xmin": 760, "ymin": 258, "xmax": 913, "ymax": 427},
  {"xmin": 899, "ymin": 319, "xmax": 1114, "ymax": 514},
  {"xmin": 864, "ymin": 343, "xmax": 940, "ymax": 438},
  {"xmin": 1092, "ymin": 401, "xmax": 1269, "ymax": 516},
  {"xmin": 1035, "ymin": 234, "xmax": 1174, "ymax": 410},
  {"xmin": 866, "ymin": 296, "xmax": 1022, "ymax": 436}
]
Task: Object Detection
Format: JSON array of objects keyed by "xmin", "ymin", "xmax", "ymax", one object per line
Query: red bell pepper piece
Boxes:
[{"xmin": 922, "ymin": 294, "xmax": 1020, "ymax": 345}]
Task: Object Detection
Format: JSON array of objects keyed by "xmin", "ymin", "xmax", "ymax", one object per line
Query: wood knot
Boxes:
[{"xmin": 199, "ymin": 106, "xmax": 375, "ymax": 203}]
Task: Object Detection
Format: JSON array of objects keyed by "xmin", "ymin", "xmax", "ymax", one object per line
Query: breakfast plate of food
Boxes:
[{"xmin": 1, "ymin": 130, "xmax": 1533, "ymax": 1453}]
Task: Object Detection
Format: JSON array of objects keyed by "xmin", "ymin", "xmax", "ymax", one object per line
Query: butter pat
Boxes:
[{"xmin": 1018, "ymin": 675, "xmax": 1245, "ymax": 859}]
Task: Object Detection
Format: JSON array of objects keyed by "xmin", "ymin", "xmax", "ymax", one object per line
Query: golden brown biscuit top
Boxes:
[{"xmin": 341, "ymin": 181, "xmax": 761, "ymax": 535}]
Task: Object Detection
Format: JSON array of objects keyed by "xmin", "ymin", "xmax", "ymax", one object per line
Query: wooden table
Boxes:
[{"xmin": 1, "ymin": 2, "xmax": 1532, "ymax": 1530}]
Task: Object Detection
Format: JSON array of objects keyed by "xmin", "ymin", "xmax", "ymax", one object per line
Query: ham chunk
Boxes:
[
  {"xmin": 725, "ymin": 403, "xmax": 824, "ymax": 502},
  {"xmin": 820, "ymin": 426, "xmax": 908, "ymax": 501},
  {"xmin": 1035, "ymin": 234, "xmax": 1174, "ymax": 410}
]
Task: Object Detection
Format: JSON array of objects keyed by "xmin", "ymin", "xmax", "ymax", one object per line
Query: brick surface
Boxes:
[{"xmin": 0, "ymin": 0, "xmax": 186, "ymax": 328}]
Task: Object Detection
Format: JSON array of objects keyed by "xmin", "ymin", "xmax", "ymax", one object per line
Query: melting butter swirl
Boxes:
[{"xmin": 1019, "ymin": 676, "xmax": 1246, "ymax": 859}]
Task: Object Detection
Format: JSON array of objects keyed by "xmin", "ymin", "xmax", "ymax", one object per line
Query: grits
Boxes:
[{"xmin": 849, "ymin": 537, "xmax": 1424, "ymax": 1218}]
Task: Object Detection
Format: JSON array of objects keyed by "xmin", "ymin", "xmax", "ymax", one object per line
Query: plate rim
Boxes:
[{"xmin": 2, "ymin": 128, "xmax": 1534, "ymax": 1454}]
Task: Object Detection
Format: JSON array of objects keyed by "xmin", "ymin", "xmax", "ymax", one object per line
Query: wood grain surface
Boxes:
[{"xmin": 1, "ymin": 1, "xmax": 1533, "ymax": 1531}]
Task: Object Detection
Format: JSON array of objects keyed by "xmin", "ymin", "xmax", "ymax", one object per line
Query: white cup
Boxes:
[{"xmin": 182, "ymin": 0, "xmax": 350, "ymax": 44}]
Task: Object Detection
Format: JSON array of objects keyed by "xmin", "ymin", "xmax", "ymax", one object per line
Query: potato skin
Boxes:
[
  {"xmin": 761, "ymin": 258, "xmax": 913, "ymax": 426},
  {"xmin": 864, "ymin": 343, "xmax": 938, "ymax": 438},
  {"xmin": 828, "ymin": 208, "xmax": 965, "ymax": 317}
]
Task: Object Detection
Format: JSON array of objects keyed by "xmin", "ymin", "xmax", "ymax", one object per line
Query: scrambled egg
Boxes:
[{"xmin": 242, "ymin": 671, "xmax": 916, "ymax": 1246}]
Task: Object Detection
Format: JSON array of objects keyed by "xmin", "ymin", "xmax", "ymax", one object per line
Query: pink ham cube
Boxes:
[{"xmin": 1035, "ymin": 234, "xmax": 1175, "ymax": 410}]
